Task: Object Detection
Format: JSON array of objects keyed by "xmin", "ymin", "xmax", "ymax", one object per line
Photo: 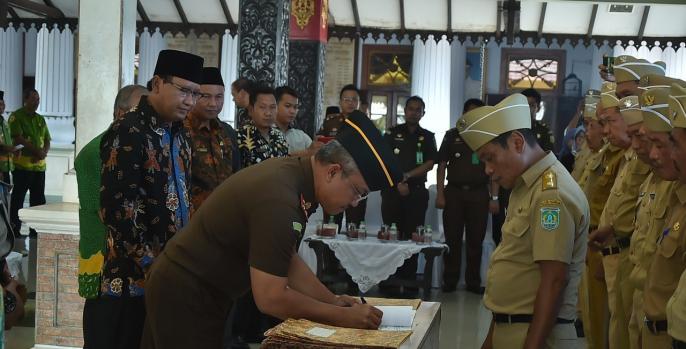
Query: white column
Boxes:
[
  {"xmin": 24, "ymin": 23, "xmax": 38, "ymax": 77},
  {"xmin": 137, "ymin": 27, "xmax": 167, "ymax": 86},
  {"xmin": 0, "ymin": 24, "xmax": 24, "ymax": 115},
  {"xmin": 219, "ymin": 30, "xmax": 239, "ymax": 125},
  {"xmin": 35, "ymin": 24, "xmax": 75, "ymax": 119},
  {"xmin": 75, "ymin": 0, "xmax": 137, "ymax": 153}
]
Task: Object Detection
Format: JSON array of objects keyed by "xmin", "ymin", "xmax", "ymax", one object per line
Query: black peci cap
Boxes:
[
  {"xmin": 0, "ymin": 91, "xmax": 3, "ymax": 100},
  {"xmin": 335, "ymin": 111, "xmax": 403, "ymax": 191},
  {"xmin": 200, "ymin": 67, "xmax": 224, "ymax": 86},
  {"xmin": 153, "ymin": 50, "xmax": 204, "ymax": 84}
]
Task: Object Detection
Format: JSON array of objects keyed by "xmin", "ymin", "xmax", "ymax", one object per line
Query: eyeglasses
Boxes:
[
  {"xmin": 166, "ymin": 81, "xmax": 201, "ymax": 101},
  {"xmin": 350, "ymin": 180, "xmax": 369, "ymax": 204}
]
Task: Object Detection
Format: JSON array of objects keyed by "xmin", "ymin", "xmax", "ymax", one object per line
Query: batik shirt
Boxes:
[
  {"xmin": 99, "ymin": 96, "xmax": 192, "ymax": 298},
  {"xmin": 237, "ymin": 122, "xmax": 289, "ymax": 168},
  {"xmin": 184, "ymin": 113, "xmax": 240, "ymax": 210}
]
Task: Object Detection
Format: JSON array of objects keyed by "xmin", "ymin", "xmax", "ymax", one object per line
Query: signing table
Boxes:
[{"xmin": 302, "ymin": 235, "xmax": 447, "ymax": 297}]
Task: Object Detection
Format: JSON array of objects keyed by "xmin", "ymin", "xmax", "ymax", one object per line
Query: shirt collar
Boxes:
[
  {"xmin": 299, "ymin": 157, "xmax": 317, "ymax": 215},
  {"xmin": 676, "ymin": 181, "xmax": 686, "ymax": 205},
  {"xmin": 186, "ymin": 112, "xmax": 218, "ymax": 131},
  {"xmin": 521, "ymin": 152, "xmax": 558, "ymax": 188},
  {"xmin": 137, "ymin": 96, "xmax": 184, "ymax": 133}
]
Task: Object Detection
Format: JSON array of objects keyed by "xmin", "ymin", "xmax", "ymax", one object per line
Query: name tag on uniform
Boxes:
[{"xmin": 196, "ymin": 147, "xmax": 208, "ymax": 152}]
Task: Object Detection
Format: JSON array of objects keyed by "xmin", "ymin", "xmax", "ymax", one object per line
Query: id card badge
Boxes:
[
  {"xmin": 416, "ymin": 143, "xmax": 423, "ymax": 164},
  {"xmin": 471, "ymin": 153, "xmax": 480, "ymax": 165}
]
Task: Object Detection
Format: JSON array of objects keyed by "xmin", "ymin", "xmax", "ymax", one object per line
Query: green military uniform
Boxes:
[
  {"xmin": 458, "ymin": 94, "xmax": 589, "ymax": 349},
  {"xmin": 640, "ymin": 84, "xmax": 686, "ymax": 349},
  {"xmin": 0, "ymin": 115, "xmax": 14, "ymax": 178},
  {"xmin": 596, "ymin": 80, "xmax": 652, "ymax": 349},
  {"xmin": 666, "ymin": 83, "xmax": 686, "ymax": 347}
]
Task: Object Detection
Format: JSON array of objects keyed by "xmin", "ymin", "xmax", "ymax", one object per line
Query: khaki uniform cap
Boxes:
[
  {"xmin": 584, "ymin": 90, "xmax": 601, "ymax": 120},
  {"xmin": 457, "ymin": 93, "xmax": 531, "ymax": 151},
  {"xmin": 670, "ymin": 83, "xmax": 686, "ymax": 129},
  {"xmin": 600, "ymin": 81, "xmax": 619, "ymax": 108},
  {"xmin": 639, "ymin": 74, "xmax": 684, "ymax": 93},
  {"xmin": 613, "ymin": 55, "xmax": 666, "ymax": 83},
  {"xmin": 618, "ymin": 96, "xmax": 642, "ymax": 125},
  {"xmin": 641, "ymin": 88, "xmax": 673, "ymax": 132}
]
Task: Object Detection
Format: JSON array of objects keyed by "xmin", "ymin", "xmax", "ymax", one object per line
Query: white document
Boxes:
[
  {"xmin": 375, "ymin": 305, "xmax": 416, "ymax": 330},
  {"xmin": 306, "ymin": 327, "xmax": 336, "ymax": 338}
]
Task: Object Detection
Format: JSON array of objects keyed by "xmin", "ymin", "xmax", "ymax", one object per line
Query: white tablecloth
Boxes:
[{"xmin": 302, "ymin": 235, "xmax": 447, "ymax": 293}]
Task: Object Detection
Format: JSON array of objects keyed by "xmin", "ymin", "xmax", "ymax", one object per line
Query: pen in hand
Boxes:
[{"xmin": 360, "ymin": 296, "xmax": 367, "ymax": 304}]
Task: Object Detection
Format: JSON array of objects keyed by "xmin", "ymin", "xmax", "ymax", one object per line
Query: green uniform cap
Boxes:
[
  {"xmin": 669, "ymin": 83, "xmax": 686, "ymax": 129},
  {"xmin": 613, "ymin": 55, "xmax": 666, "ymax": 83},
  {"xmin": 641, "ymin": 88, "xmax": 673, "ymax": 132},
  {"xmin": 600, "ymin": 81, "xmax": 619, "ymax": 109},
  {"xmin": 639, "ymin": 74, "xmax": 683, "ymax": 93},
  {"xmin": 618, "ymin": 96, "xmax": 642, "ymax": 126},
  {"xmin": 584, "ymin": 89, "xmax": 601, "ymax": 120},
  {"xmin": 457, "ymin": 93, "xmax": 531, "ymax": 151}
]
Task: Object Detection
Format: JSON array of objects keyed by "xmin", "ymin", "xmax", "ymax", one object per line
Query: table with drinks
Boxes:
[{"xmin": 302, "ymin": 220, "xmax": 448, "ymax": 299}]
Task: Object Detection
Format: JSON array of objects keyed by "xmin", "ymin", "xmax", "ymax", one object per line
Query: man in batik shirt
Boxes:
[
  {"xmin": 184, "ymin": 67, "xmax": 240, "ymax": 210},
  {"xmin": 237, "ymin": 85, "xmax": 289, "ymax": 168},
  {"xmin": 98, "ymin": 49, "xmax": 204, "ymax": 348}
]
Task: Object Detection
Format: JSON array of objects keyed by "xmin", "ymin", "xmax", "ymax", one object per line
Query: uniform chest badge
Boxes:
[
  {"xmin": 300, "ymin": 194, "xmax": 311, "ymax": 219},
  {"xmin": 455, "ymin": 152, "xmax": 461, "ymax": 158},
  {"xmin": 394, "ymin": 148, "xmax": 400, "ymax": 154},
  {"xmin": 419, "ymin": 136, "xmax": 425, "ymax": 141},
  {"xmin": 675, "ymin": 222, "xmax": 681, "ymax": 232},
  {"xmin": 397, "ymin": 133, "xmax": 402, "ymax": 138},
  {"xmin": 540, "ymin": 207, "xmax": 561, "ymax": 231}
]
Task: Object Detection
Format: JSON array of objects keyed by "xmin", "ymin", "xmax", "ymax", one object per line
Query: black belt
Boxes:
[
  {"xmin": 601, "ymin": 237, "xmax": 631, "ymax": 256},
  {"xmin": 674, "ymin": 339, "xmax": 686, "ymax": 349},
  {"xmin": 644, "ymin": 318, "xmax": 668, "ymax": 334},
  {"xmin": 492, "ymin": 313, "xmax": 574, "ymax": 324},
  {"xmin": 447, "ymin": 183, "xmax": 486, "ymax": 191}
]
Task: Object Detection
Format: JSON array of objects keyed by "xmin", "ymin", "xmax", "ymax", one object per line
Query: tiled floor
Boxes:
[{"xmin": 5, "ymin": 288, "xmax": 492, "ymax": 349}]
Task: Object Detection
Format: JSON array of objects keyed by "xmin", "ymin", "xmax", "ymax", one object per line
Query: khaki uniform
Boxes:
[
  {"xmin": 625, "ymin": 173, "xmax": 675, "ymax": 348},
  {"xmin": 570, "ymin": 143, "xmax": 591, "ymax": 182},
  {"xmin": 484, "ymin": 153, "xmax": 589, "ymax": 349},
  {"xmin": 667, "ymin": 269, "xmax": 686, "ymax": 343},
  {"xmin": 579, "ymin": 143, "xmax": 623, "ymax": 349},
  {"xmin": 642, "ymin": 183, "xmax": 686, "ymax": 348},
  {"xmin": 597, "ymin": 149, "xmax": 651, "ymax": 349}
]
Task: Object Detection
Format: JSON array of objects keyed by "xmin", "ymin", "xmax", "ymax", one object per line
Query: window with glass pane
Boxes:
[
  {"xmin": 370, "ymin": 95, "xmax": 388, "ymax": 131},
  {"xmin": 508, "ymin": 59, "xmax": 559, "ymax": 90}
]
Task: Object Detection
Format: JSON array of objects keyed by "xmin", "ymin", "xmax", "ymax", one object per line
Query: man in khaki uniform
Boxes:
[
  {"xmin": 577, "ymin": 90, "xmax": 615, "ymax": 349},
  {"xmin": 666, "ymin": 83, "xmax": 686, "ymax": 349},
  {"xmin": 579, "ymin": 82, "xmax": 628, "ymax": 349},
  {"xmin": 640, "ymin": 85, "xmax": 686, "ymax": 349},
  {"xmin": 621, "ymin": 76, "xmax": 686, "ymax": 349},
  {"xmin": 613, "ymin": 55, "xmax": 667, "ymax": 98},
  {"xmin": 458, "ymin": 94, "xmax": 589, "ymax": 349},
  {"xmin": 589, "ymin": 90, "xmax": 650, "ymax": 349}
]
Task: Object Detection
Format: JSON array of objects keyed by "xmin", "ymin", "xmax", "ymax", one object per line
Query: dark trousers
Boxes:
[
  {"xmin": 381, "ymin": 185, "xmax": 429, "ymax": 281},
  {"xmin": 229, "ymin": 290, "xmax": 280, "ymax": 343},
  {"xmin": 141, "ymin": 254, "xmax": 231, "ymax": 349},
  {"xmin": 10, "ymin": 169, "xmax": 45, "ymax": 232},
  {"xmin": 83, "ymin": 296, "xmax": 146, "ymax": 349},
  {"xmin": 1, "ymin": 172, "xmax": 9, "ymax": 184},
  {"xmin": 323, "ymin": 200, "xmax": 367, "ymax": 232},
  {"xmin": 490, "ymin": 188, "xmax": 511, "ymax": 246},
  {"xmin": 442, "ymin": 184, "xmax": 489, "ymax": 288}
]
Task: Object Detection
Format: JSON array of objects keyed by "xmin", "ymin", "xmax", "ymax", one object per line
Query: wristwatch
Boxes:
[{"xmin": 490, "ymin": 195, "xmax": 499, "ymax": 201}]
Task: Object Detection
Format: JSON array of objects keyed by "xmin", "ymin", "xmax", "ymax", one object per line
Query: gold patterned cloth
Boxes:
[{"xmin": 261, "ymin": 319, "xmax": 412, "ymax": 349}]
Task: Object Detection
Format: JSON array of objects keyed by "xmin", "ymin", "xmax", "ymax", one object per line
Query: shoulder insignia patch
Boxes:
[
  {"xmin": 540, "ymin": 207, "xmax": 561, "ymax": 231},
  {"xmin": 293, "ymin": 222, "xmax": 303, "ymax": 237},
  {"xmin": 542, "ymin": 170, "xmax": 557, "ymax": 191}
]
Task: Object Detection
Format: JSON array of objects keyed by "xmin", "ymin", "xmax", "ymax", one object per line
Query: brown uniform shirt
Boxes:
[
  {"xmin": 582, "ymin": 144, "xmax": 624, "ymax": 228},
  {"xmin": 628, "ymin": 173, "xmax": 675, "ymax": 290},
  {"xmin": 384, "ymin": 124, "xmax": 437, "ymax": 185},
  {"xmin": 317, "ymin": 113, "xmax": 346, "ymax": 137},
  {"xmin": 438, "ymin": 128, "xmax": 487, "ymax": 186},
  {"xmin": 484, "ymin": 153, "xmax": 589, "ymax": 320},
  {"xmin": 643, "ymin": 182, "xmax": 686, "ymax": 320},
  {"xmin": 161, "ymin": 157, "xmax": 316, "ymax": 301},
  {"xmin": 598, "ymin": 149, "xmax": 652, "ymax": 238},
  {"xmin": 667, "ymin": 268, "xmax": 686, "ymax": 341},
  {"xmin": 571, "ymin": 144, "xmax": 591, "ymax": 182}
]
